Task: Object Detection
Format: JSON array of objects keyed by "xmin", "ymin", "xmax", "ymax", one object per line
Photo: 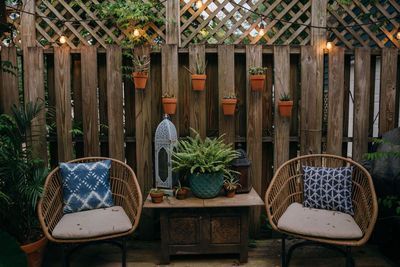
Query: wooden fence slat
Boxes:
[
  {"xmin": 107, "ymin": 45, "xmax": 124, "ymax": 161},
  {"xmin": 26, "ymin": 47, "xmax": 47, "ymax": 163},
  {"xmin": 300, "ymin": 45, "xmax": 322, "ymax": 155},
  {"xmin": 124, "ymin": 52, "xmax": 136, "ymax": 171},
  {"xmin": 369, "ymin": 56, "xmax": 377, "ymax": 137},
  {"xmin": 379, "ymin": 48, "xmax": 398, "ymax": 135},
  {"xmin": 290, "ymin": 55, "xmax": 300, "ymax": 138},
  {"xmin": 342, "ymin": 55, "xmax": 351, "ymax": 156},
  {"xmin": 262, "ymin": 55, "xmax": 273, "ymax": 134},
  {"xmin": 218, "ymin": 44, "xmax": 235, "ymax": 144},
  {"xmin": 98, "ymin": 54, "xmax": 108, "ymax": 156},
  {"xmin": 189, "ymin": 44, "xmax": 206, "ymax": 138},
  {"xmin": 327, "ymin": 46, "xmax": 345, "ymax": 155},
  {"xmin": 166, "ymin": 0, "xmax": 180, "ymax": 45},
  {"xmin": 273, "ymin": 45, "xmax": 290, "ymax": 169},
  {"xmin": 46, "ymin": 54, "xmax": 58, "ymax": 168},
  {"xmin": 54, "ymin": 47, "xmax": 73, "ymax": 162},
  {"xmin": 353, "ymin": 47, "xmax": 371, "ymax": 161},
  {"xmin": 246, "ymin": 45, "xmax": 262, "ymax": 237},
  {"xmin": 0, "ymin": 47, "xmax": 19, "ymax": 115},
  {"xmin": 81, "ymin": 46, "xmax": 100, "ymax": 157},
  {"xmin": 162, "ymin": 44, "xmax": 179, "ymax": 132},
  {"xmin": 72, "ymin": 57, "xmax": 84, "ymax": 158}
]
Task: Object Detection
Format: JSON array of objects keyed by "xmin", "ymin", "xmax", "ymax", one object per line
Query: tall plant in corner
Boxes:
[{"xmin": 0, "ymin": 99, "xmax": 49, "ymax": 247}]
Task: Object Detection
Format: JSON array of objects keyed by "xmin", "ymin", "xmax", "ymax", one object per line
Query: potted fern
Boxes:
[
  {"xmin": 132, "ymin": 54, "xmax": 150, "ymax": 89},
  {"xmin": 184, "ymin": 56, "xmax": 207, "ymax": 91},
  {"xmin": 278, "ymin": 92, "xmax": 293, "ymax": 117},
  {"xmin": 162, "ymin": 92, "xmax": 178, "ymax": 115},
  {"xmin": 0, "ymin": 100, "xmax": 49, "ymax": 267},
  {"xmin": 221, "ymin": 92, "xmax": 237, "ymax": 115},
  {"xmin": 172, "ymin": 129, "xmax": 239, "ymax": 199},
  {"xmin": 248, "ymin": 66, "xmax": 267, "ymax": 91}
]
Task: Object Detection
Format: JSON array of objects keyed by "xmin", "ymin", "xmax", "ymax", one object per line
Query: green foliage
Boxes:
[
  {"xmin": 174, "ymin": 180, "xmax": 189, "ymax": 194},
  {"xmin": 224, "ymin": 176, "xmax": 240, "ymax": 190},
  {"xmin": 184, "ymin": 54, "xmax": 207, "ymax": 75},
  {"xmin": 378, "ymin": 195, "xmax": 400, "ymax": 216},
  {"xmin": 172, "ymin": 129, "xmax": 240, "ymax": 180},
  {"xmin": 362, "ymin": 138, "xmax": 400, "ymax": 161},
  {"xmin": 248, "ymin": 66, "xmax": 267, "ymax": 75},
  {"xmin": 1, "ymin": 60, "xmax": 18, "ymax": 76},
  {"xmin": 222, "ymin": 90, "xmax": 236, "ymax": 99},
  {"xmin": 0, "ymin": 231, "xmax": 28, "ymax": 267},
  {"xmin": 0, "ymin": 99, "xmax": 49, "ymax": 244},
  {"xmin": 162, "ymin": 92, "xmax": 176, "ymax": 98},
  {"xmin": 133, "ymin": 54, "xmax": 150, "ymax": 73},
  {"xmin": 279, "ymin": 92, "xmax": 291, "ymax": 101}
]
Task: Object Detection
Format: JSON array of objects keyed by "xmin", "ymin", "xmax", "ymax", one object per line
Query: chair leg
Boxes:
[
  {"xmin": 60, "ymin": 245, "xmax": 68, "ymax": 267},
  {"xmin": 346, "ymin": 246, "xmax": 353, "ymax": 267},
  {"xmin": 122, "ymin": 237, "xmax": 127, "ymax": 267},
  {"xmin": 282, "ymin": 235, "xmax": 286, "ymax": 267}
]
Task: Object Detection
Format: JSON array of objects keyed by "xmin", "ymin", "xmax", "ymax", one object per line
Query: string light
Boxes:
[
  {"xmin": 259, "ymin": 18, "xmax": 265, "ymax": 36},
  {"xmin": 397, "ymin": 32, "xmax": 400, "ymax": 40},
  {"xmin": 59, "ymin": 35, "xmax": 67, "ymax": 44},
  {"xmin": 133, "ymin": 29, "xmax": 140, "ymax": 37},
  {"xmin": 326, "ymin": 41, "xmax": 333, "ymax": 49},
  {"xmin": 196, "ymin": 0, "xmax": 202, "ymax": 8}
]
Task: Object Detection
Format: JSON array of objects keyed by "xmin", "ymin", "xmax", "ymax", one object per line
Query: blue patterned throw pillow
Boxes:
[
  {"xmin": 302, "ymin": 166, "xmax": 354, "ymax": 215},
  {"xmin": 60, "ymin": 160, "xmax": 114, "ymax": 214}
]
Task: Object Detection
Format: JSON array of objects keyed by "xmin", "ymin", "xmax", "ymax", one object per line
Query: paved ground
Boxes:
[{"xmin": 43, "ymin": 238, "xmax": 396, "ymax": 267}]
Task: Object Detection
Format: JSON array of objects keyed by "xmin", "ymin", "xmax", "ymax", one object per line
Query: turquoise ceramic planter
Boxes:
[{"xmin": 189, "ymin": 172, "xmax": 224, "ymax": 199}]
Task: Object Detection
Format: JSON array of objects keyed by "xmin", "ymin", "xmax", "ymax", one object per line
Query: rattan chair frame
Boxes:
[
  {"xmin": 38, "ymin": 157, "xmax": 143, "ymax": 244},
  {"xmin": 265, "ymin": 154, "xmax": 378, "ymax": 266}
]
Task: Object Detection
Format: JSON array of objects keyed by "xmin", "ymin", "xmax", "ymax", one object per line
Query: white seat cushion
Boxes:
[
  {"xmin": 277, "ymin": 203, "xmax": 363, "ymax": 239},
  {"xmin": 52, "ymin": 206, "xmax": 132, "ymax": 239}
]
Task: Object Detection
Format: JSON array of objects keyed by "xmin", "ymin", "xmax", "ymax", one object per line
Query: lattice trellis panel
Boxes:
[
  {"xmin": 327, "ymin": 0, "xmax": 400, "ymax": 49},
  {"xmin": 180, "ymin": 0, "xmax": 311, "ymax": 46},
  {"xmin": 34, "ymin": 0, "xmax": 166, "ymax": 49},
  {"xmin": 1, "ymin": 7, "xmax": 22, "ymax": 48}
]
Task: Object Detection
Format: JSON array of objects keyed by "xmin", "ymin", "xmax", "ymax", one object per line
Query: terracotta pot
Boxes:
[
  {"xmin": 133, "ymin": 72, "xmax": 149, "ymax": 89},
  {"xmin": 175, "ymin": 188, "xmax": 188, "ymax": 200},
  {"xmin": 250, "ymin": 75, "xmax": 265, "ymax": 91},
  {"xmin": 221, "ymin": 99, "xmax": 237, "ymax": 115},
  {"xmin": 20, "ymin": 236, "xmax": 48, "ymax": 267},
  {"xmin": 225, "ymin": 185, "xmax": 237, "ymax": 198},
  {"xmin": 191, "ymin": 74, "xmax": 207, "ymax": 91},
  {"xmin": 278, "ymin": 101, "xmax": 293, "ymax": 117},
  {"xmin": 150, "ymin": 191, "xmax": 165, "ymax": 203},
  {"xmin": 162, "ymin": 98, "xmax": 178, "ymax": 114}
]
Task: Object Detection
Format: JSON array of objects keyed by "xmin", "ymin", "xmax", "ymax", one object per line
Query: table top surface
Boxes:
[{"xmin": 143, "ymin": 188, "xmax": 264, "ymax": 208}]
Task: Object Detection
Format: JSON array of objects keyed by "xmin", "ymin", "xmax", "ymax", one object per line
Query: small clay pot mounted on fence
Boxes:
[
  {"xmin": 278, "ymin": 101, "xmax": 293, "ymax": 117},
  {"xmin": 191, "ymin": 74, "xmax": 207, "ymax": 91},
  {"xmin": 162, "ymin": 98, "xmax": 178, "ymax": 114},
  {"xmin": 250, "ymin": 75, "xmax": 265, "ymax": 91},
  {"xmin": 221, "ymin": 98, "xmax": 237, "ymax": 115},
  {"xmin": 133, "ymin": 72, "xmax": 149, "ymax": 89}
]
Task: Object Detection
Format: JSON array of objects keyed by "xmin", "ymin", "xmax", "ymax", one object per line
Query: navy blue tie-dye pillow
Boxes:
[
  {"xmin": 59, "ymin": 160, "xmax": 114, "ymax": 214},
  {"xmin": 302, "ymin": 166, "xmax": 354, "ymax": 215}
]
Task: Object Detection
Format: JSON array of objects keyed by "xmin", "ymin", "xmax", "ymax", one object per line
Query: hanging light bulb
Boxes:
[
  {"xmin": 259, "ymin": 22, "xmax": 265, "ymax": 37},
  {"xmin": 59, "ymin": 35, "xmax": 67, "ymax": 44},
  {"xmin": 133, "ymin": 29, "xmax": 140, "ymax": 37},
  {"xmin": 326, "ymin": 41, "xmax": 333, "ymax": 49},
  {"xmin": 396, "ymin": 32, "xmax": 400, "ymax": 40},
  {"xmin": 196, "ymin": 0, "xmax": 202, "ymax": 8}
]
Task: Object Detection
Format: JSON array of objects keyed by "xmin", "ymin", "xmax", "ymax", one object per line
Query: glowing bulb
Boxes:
[
  {"xmin": 259, "ymin": 23, "xmax": 265, "ymax": 36},
  {"xmin": 196, "ymin": 0, "xmax": 202, "ymax": 8},
  {"xmin": 326, "ymin": 41, "xmax": 333, "ymax": 50},
  {"xmin": 396, "ymin": 32, "xmax": 400, "ymax": 40},
  {"xmin": 59, "ymin": 35, "xmax": 67, "ymax": 44},
  {"xmin": 133, "ymin": 29, "xmax": 140, "ymax": 37}
]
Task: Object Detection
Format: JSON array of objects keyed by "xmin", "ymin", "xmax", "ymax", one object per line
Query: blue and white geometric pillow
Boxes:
[
  {"xmin": 59, "ymin": 160, "xmax": 114, "ymax": 214},
  {"xmin": 302, "ymin": 166, "xmax": 354, "ymax": 215}
]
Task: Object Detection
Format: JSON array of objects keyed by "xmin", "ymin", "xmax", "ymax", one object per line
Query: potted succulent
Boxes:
[
  {"xmin": 184, "ymin": 55, "xmax": 207, "ymax": 91},
  {"xmin": 132, "ymin": 54, "xmax": 150, "ymax": 89},
  {"xmin": 162, "ymin": 92, "xmax": 178, "ymax": 115},
  {"xmin": 0, "ymin": 99, "xmax": 49, "ymax": 267},
  {"xmin": 224, "ymin": 176, "xmax": 240, "ymax": 198},
  {"xmin": 172, "ymin": 129, "xmax": 239, "ymax": 199},
  {"xmin": 278, "ymin": 92, "xmax": 293, "ymax": 117},
  {"xmin": 174, "ymin": 180, "xmax": 189, "ymax": 200},
  {"xmin": 248, "ymin": 66, "xmax": 268, "ymax": 91},
  {"xmin": 150, "ymin": 188, "xmax": 165, "ymax": 203},
  {"xmin": 221, "ymin": 92, "xmax": 237, "ymax": 115}
]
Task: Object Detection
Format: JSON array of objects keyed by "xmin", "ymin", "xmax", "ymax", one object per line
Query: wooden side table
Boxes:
[{"xmin": 143, "ymin": 188, "xmax": 264, "ymax": 264}]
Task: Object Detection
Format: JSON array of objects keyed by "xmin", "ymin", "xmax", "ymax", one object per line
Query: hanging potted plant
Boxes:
[
  {"xmin": 162, "ymin": 92, "xmax": 178, "ymax": 115},
  {"xmin": 172, "ymin": 129, "xmax": 240, "ymax": 199},
  {"xmin": 132, "ymin": 54, "xmax": 150, "ymax": 89},
  {"xmin": 0, "ymin": 99, "xmax": 50, "ymax": 267},
  {"xmin": 224, "ymin": 176, "xmax": 240, "ymax": 198},
  {"xmin": 184, "ymin": 55, "xmax": 207, "ymax": 91},
  {"xmin": 278, "ymin": 92, "xmax": 293, "ymax": 117},
  {"xmin": 248, "ymin": 66, "xmax": 268, "ymax": 91},
  {"xmin": 221, "ymin": 92, "xmax": 237, "ymax": 116}
]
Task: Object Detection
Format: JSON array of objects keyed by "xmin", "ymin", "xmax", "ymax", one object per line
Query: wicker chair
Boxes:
[
  {"xmin": 265, "ymin": 154, "xmax": 378, "ymax": 267},
  {"xmin": 38, "ymin": 157, "xmax": 143, "ymax": 267}
]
